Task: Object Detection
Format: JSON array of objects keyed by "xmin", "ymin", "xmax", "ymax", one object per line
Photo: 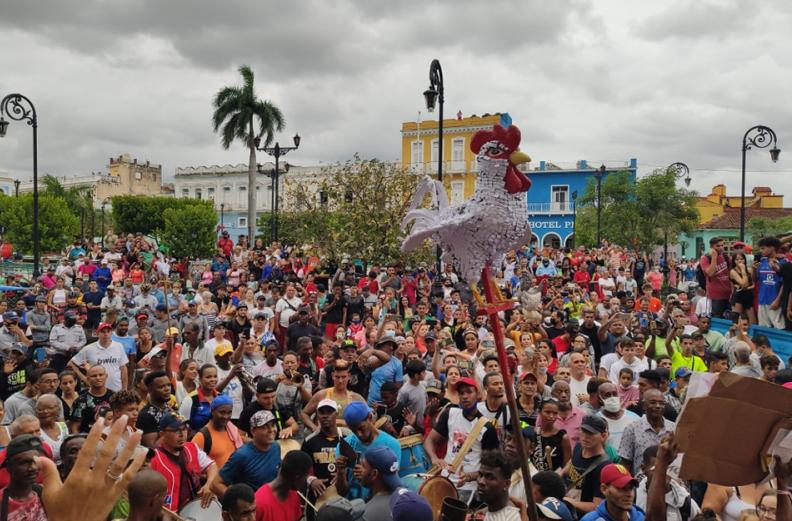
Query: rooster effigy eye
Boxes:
[{"xmin": 485, "ymin": 146, "xmax": 504, "ymax": 158}]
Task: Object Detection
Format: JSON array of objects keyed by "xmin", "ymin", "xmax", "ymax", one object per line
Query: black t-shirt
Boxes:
[
  {"xmin": 286, "ymin": 322, "xmax": 321, "ymax": 351},
  {"xmin": 324, "ymin": 362, "xmax": 367, "ymax": 397},
  {"xmin": 566, "ymin": 444, "xmax": 608, "ymax": 503},
  {"xmin": 545, "ymin": 326, "xmax": 565, "ymax": 340},
  {"xmin": 324, "ymin": 294, "xmax": 347, "ymax": 324},
  {"xmin": 301, "ymin": 432, "xmax": 339, "ymax": 480},
  {"xmin": 70, "ymin": 389, "xmax": 114, "ymax": 433},
  {"xmin": 0, "ymin": 360, "xmax": 33, "ymax": 401},
  {"xmin": 579, "ymin": 324, "xmax": 603, "ymax": 361},
  {"xmin": 237, "ymin": 402, "xmax": 293, "ymax": 435},
  {"xmin": 346, "ymin": 296, "xmax": 365, "ymax": 320},
  {"xmin": 136, "ymin": 401, "xmax": 176, "ymax": 435}
]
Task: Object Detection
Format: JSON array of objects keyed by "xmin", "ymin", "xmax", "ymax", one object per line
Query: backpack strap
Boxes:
[
  {"xmin": 680, "ymin": 495, "xmax": 692, "ymax": 520},
  {"xmin": 198, "ymin": 425, "xmax": 212, "ymax": 455}
]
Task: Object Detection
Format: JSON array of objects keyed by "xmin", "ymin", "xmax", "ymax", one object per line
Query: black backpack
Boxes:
[{"xmin": 695, "ymin": 264, "xmax": 707, "ymax": 290}]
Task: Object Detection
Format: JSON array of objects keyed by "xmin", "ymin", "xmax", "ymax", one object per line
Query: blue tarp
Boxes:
[{"xmin": 0, "ymin": 285, "xmax": 26, "ymax": 292}]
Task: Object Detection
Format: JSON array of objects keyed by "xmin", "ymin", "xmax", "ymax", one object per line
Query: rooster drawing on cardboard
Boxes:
[{"xmin": 401, "ymin": 114, "xmax": 532, "ymax": 302}]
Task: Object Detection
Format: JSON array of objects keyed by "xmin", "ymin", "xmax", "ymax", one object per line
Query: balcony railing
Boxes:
[{"xmin": 527, "ymin": 202, "xmax": 575, "ymax": 214}]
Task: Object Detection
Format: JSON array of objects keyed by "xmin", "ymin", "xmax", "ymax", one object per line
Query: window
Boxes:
[
  {"xmin": 319, "ymin": 191, "xmax": 328, "ymax": 206},
  {"xmin": 345, "ymin": 190, "xmax": 353, "ymax": 203},
  {"xmin": 551, "ymin": 185, "xmax": 568, "ymax": 211},
  {"xmin": 239, "ymin": 186, "xmax": 246, "ymax": 192},
  {"xmin": 238, "ymin": 217, "xmax": 247, "ymax": 228},
  {"xmin": 195, "ymin": 189, "xmax": 202, "ymax": 200},
  {"xmin": 223, "ymin": 186, "xmax": 231, "ymax": 193},
  {"xmin": 450, "ymin": 181, "xmax": 465, "ymax": 205},
  {"xmin": 207, "ymin": 188, "xmax": 215, "ymax": 199},
  {"xmin": 430, "ymin": 140, "xmax": 439, "ymax": 164},
  {"xmin": 411, "ymin": 141, "xmax": 424, "ymax": 165},
  {"xmin": 181, "ymin": 189, "xmax": 189, "ymax": 198},
  {"xmin": 452, "ymin": 138, "xmax": 464, "ymax": 161}
]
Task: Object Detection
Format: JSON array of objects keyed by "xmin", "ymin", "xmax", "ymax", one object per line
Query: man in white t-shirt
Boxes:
[
  {"xmin": 568, "ymin": 352, "xmax": 591, "ymax": 406},
  {"xmin": 253, "ymin": 342, "xmax": 284, "ymax": 379},
  {"xmin": 596, "ymin": 381, "xmax": 639, "ymax": 450},
  {"xmin": 608, "ymin": 340, "xmax": 648, "ymax": 384},
  {"xmin": 68, "ymin": 322, "xmax": 129, "ymax": 391},
  {"xmin": 275, "ymin": 284, "xmax": 303, "ymax": 329}
]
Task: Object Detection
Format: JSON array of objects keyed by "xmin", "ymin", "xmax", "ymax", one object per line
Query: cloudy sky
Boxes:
[{"xmin": 1, "ymin": 0, "xmax": 791, "ymax": 198}]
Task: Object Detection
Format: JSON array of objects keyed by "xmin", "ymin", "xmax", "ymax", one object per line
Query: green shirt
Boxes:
[{"xmin": 671, "ymin": 351, "xmax": 707, "ymax": 375}]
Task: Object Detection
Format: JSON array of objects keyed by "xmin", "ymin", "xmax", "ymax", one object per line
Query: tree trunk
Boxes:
[{"xmin": 247, "ymin": 117, "xmax": 257, "ymax": 245}]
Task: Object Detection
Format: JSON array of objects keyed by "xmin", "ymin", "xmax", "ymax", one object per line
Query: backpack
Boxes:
[
  {"xmin": 197, "ymin": 425, "xmax": 213, "ymax": 454},
  {"xmin": 695, "ymin": 264, "xmax": 707, "ymax": 290}
]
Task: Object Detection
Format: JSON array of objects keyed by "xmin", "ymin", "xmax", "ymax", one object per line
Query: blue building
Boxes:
[{"xmin": 525, "ymin": 158, "xmax": 637, "ymax": 248}]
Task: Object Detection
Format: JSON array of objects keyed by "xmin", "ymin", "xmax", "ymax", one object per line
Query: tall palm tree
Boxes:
[{"xmin": 212, "ymin": 65, "xmax": 284, "ymax": 244}]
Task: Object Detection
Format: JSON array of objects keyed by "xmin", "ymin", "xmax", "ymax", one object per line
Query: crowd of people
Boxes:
[{"xmin": 0, "ymin": 230, "xmax": 790, "ymax": 521}]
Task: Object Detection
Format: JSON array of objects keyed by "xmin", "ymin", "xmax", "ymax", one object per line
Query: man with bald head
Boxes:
[
  {"xmin": 595, "ymin": 382, "xmax": 638, "ymax": 450},
  {"xmin": 537, "ymin": 380, "xmax": 584, "ymax": 447},
  {"xmin": 124, "ymin": 469, "xmax": 168, "ymax": 521},
  {"xmin": 731, "ymin": 341, "xmax": 761, "ymax": 378},
  {"xmin": 617, "ymin": 388, "xmax": 675, "ymax": 474}
]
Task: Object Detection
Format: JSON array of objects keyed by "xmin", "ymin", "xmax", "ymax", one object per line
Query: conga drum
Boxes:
[
  {"xmin": 314, "ymin": 484, "xmax": 340, "ymax": 510},
  {"xmin": 398, "ymin": 434, "xmax": 429, "ymax": 477},
  {"xmin": 419, "ymin": 476, "xmax": 458, "ymax": 521},
  {"xmin": 178, "ymin": 498, "xmax": 222, "ymax": 521}
]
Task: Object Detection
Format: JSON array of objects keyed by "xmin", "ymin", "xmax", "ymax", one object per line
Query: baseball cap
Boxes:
[
  {"xmin": 35, "ymin": 295, "xmax": 47, "ymax": 303},
  {"xmin": 520, "ymin": 371, "xmax": 538, "ymax": 382},
  {"xmin": 316, "ymin": 498, "xmax": 366, "ymax": 521},
  {"xmin": 505, "ymin": 423, "xmax": 537, "ymax": 443},
  {"xmin": 317, "ymin": 398, "xmax": 339, "ymax": 412},
  {"xmin": 2, "ymin": 311, "xmax": 19, "ymax": 321},
  {"xmin": 390, "ymin": 488, "xmax": 432, "ymax": 521},
  {"xmin": 8, "ymin": 342, "xmax": 27, "ymax": 354},
  {"xmin": 732, "ymin": 241, "xmax": 747, "ymax": 248},
  {"xmin": 424, "ymin": 330, "xmax": 437, "ymax": 341},
  {"xmin": 340, "ymin": 339, "xmax": 357, "ymax": 350},
  {"xmin": 536, "ymin": 498, "xmax": 574, "ymax": 521},
  {"xmin": 343, "ymin": 401, "xmax": 372, "ymax": 426},
  {"xmin": 2, "ymin": 435, "xmax": 47, "ymax": 466},
  {"xmin": 375, "ymin": 336, "xmax": 398, "ymax": 349},
  {"xmin": 141, "ymin": 346, "xmax": 167, "ymax": 362},
  {"xmin": 600, "ymin": 463, "xmax": 638, "ymax": 488},
  {"xmin": 454, "ymin": 377, "xmax": 478, "ymax": 391},
  {"xmin": 675, "ymin": 367, "xmax": 693, "ymax": 379},
  {"xmin": 237, "ymin": 303, "xmax": 248, "ymax": 309},
  {"xmin": 96, "ymin": 322, "xmax": 113, "ymax": 332},
  {"xmin": 253, "ymin": 311, "xmax": 268, "ymax": 319},
  {"xmin": 158, "ymin": 412, "xmax": 188, "ymax": 431},
  {"xmin": 215, "ymin": 344, "xmax": 234, "ymax": 357},
  {"xmin": 250, "ymin": 410, "xmax": 276, "ymax": 428},
  {"xmin": 135, "ymin": 312, "xmax": 148, "ymax": 320},
  {"xmin": 580, "ymin": 415, "xmax": 608, "ymax": 434},
  {"xmin": 426, "ymin": 384, "xmax": 442, "ymax": 396},
  {"xmin": 188, "ymin": 300, "xmax": 197, "ymax": 306},
  {"xmin": 297, "ymin": 306, "xmax": 310, "ymax": 315},
  {"xmin": 166, "ymin": 327, "xmax": 180, "ymax": 336},
  {"xmin": 363, "ymin": 445, "xmax": 402, "ymax": 490},
  {"xmin": 256, "ymin": 378, "xmax": 277, "ymax": 394},
  {"xmin": 155, "ymin": 304, "xmax": 167, "ymax": 312},
  {"xmin": 123, "ymin": 299, "xmax": 135, "ymax": 307}
]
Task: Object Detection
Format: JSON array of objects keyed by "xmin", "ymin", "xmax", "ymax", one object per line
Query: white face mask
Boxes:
[{"xmin": 602, "ymin": 396, "xmax": 621, "ymax": 413}]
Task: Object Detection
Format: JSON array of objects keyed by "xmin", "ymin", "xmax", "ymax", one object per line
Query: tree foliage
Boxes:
[
  {"xmin": 158, "ymin": 204, "xmax": 218, "ymax": 259},
  {"xmin": 575, "ymin": 169, "xmax": 699, "ymax": 253},
  {"xmin": 269, "ymin": 157, "xmax": 433, "ymax": 265},
  {"xmin": 747, "ymin": 215, "xmax": 792, "ymax": 242},
  {"xmin": 111, "ymin": 195, "xmax": 213, "ymax": 236},
  {"xmin": 0, "ymin": 193, "xmax": 79, "ymax": 253}
]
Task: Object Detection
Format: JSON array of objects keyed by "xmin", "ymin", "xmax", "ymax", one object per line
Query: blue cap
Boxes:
[
  {"xmin": 158, "ymin": 412, "xmax": 188, "ymax": 431},
  {"xmin": 390, "ymin": 488, "xmax": 432, "ymax": 521},
  {"xmin": 537, "ymin": 497, "xmax": 574, "ymax": 521},
  {"xmin": 155, "ymin": 303, "xmax": 168, "ymax": 312},
  {"xmin": 124, "ymin": 299, "xmax": 135, "ymax": 307},
  {"xmin": 211, "ymin": 394, "xmax": 234, "ymax": 411},
  {"xmin": 675, "ymin": 367, "xmax": 692, "ymax": 378},
  {"xmin": 343, "ymin": 401, "xmax": 372, "ymax": 426},
  {"xmin": 363, "ymin": 445, "xmax": 402, "ymax": 491}
]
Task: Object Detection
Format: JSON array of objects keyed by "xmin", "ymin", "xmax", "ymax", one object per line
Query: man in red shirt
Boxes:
[
  {"xmin": 699, "ymin": 237, "xmax": 732, "ymax": 317},
  {"xmin": 254, "ymin": 450, "xmax": 313, "ymax": 521},
  {"xmin": 0, "ymin": 435, "xmax": 48, "ymax": 520},
  {"xmin": 218, "ymin": 231, "xmax": 234, "ymax": 258}
]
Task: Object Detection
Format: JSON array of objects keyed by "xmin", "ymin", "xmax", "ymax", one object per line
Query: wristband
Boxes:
[{"xmin": 307, "ymin": 475, "xmax": 317, "ymax": 485}]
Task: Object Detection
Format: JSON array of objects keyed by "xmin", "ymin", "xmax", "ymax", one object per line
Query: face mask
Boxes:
[
  {"xmin": 602, "ymin": 396, "xmax": 621, "ymax": 413},
  {"xmin": 538, "ymin": 367, "xmax": 548, "ymax": 375},
  {"xmin": 384, "ymin": 330, "xmax": 396, "ymax": 338},
  {"xmin": 543, "ymin": 261, "xmax": 549, "ymax": 266},
  {"xmin": 64, "ymin": 318, "xmax": 76, "ymax": 328}
]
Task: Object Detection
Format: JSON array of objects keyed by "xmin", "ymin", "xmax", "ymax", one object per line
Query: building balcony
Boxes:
[{"xmin": 527, "ymin": 202, "xmax": 575, "ymax": 215}]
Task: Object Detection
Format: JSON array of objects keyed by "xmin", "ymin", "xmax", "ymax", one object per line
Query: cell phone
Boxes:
[{"xmin": 339, "ymin": 437, "xmax": 358, "ymax": 466}]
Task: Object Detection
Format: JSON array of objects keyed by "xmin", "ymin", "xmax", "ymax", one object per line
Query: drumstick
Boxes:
[
  {"xmin": 297, "ymin": 490, "xmax": 318, "ymax": 512},
  {"xmin": 162, "ymin": 506, "xmax": 188, "ymax": 521}
]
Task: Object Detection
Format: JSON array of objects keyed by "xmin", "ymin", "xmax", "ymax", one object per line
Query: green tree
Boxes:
[
  {"xmin": 213, "ymin": 65, "xmax": 284, "ymax": 245},
  {"xmin": 278, "ymin": 156, "xmax": 433, "ymax": 265},
  {"xmin": 157, "ymin": 205, "xmax": 217, "ymax": 258},
  {"xmin": 747, "ymin": 215, "xmax": 792, "ymax": 242},
  {"xmin": 41, "ymin": 175, "xmax": 97, "ymax": 240},
  {"xmin": 575, "ymin": 169, "xmax": 699, "ymax": 253},
  {"xmin": 111, "ymin": 195, "xmax": 212, "ymax": 236},
  {"xmin": 0, "ymin": 193, "xmax": 79, "ymax": 253}
]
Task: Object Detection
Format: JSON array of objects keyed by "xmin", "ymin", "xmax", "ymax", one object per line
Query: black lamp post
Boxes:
[
  {"xmin": 256, "ymin": 133, "xmax": 300, "ymax": 243},
  {"xmin": 257, "ymin": 161, "xmax": 291, "ymax": 243},
  {"xmin": 740, "ymin": 126, "xmax": 780, "ymax": 241},
  {"xmin": 100, "ymin": 200, "xmax": 107, "ymax": 248},
  {"xmin": 13, "ymin": 179, "xmax": 20, "ymax": 197},
  {"xmin": 423, "ymin": 59, "xmax": 445, "ymax": 274},
  {"xmin": 594, "ymin": 164, "xmax": 606, "ymax": 246},
  {"xmin": 0, "ymin": 93, "xmax": 40, "ymax": 277},
  {"xmin": 220, "ymin": 202, "xmax": 225, "ymax": 232},
  {"xmin": 571, "ymin": 190, "xmax": 578, "ymax": 248},
  {"xmin": 663, "ymin": 162, "xmax": 691, "ymax": 272}
]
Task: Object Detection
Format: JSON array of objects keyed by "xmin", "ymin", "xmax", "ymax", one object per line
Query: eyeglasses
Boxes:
[{"xmin": 757, "ymin": 505, "xmax": 776, "ymax": 520}]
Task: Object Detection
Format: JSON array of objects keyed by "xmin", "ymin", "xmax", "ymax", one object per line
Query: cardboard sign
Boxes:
[{"xmin": 676, "ymin": 372, "xmax": 792, "ymax": 485}]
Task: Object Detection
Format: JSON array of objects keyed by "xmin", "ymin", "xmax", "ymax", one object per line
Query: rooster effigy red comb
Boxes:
[{"xmin": 470, "ymin": 124, "xmax": 521, "ymax": 155}]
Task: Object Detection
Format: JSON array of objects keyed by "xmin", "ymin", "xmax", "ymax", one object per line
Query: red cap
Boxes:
[
  {"xmin": 96, "ymin": 322, "xmax": 113, "ymax": 332},
  {"xmin": 454, "ymin": 377, "xmax": 478, "ymax": 391},
  {"xmin": 782, "ymin": 382, "xmax": 792, "ymax": 390},
  {"xmin": 600, "ymin": 464, "xmax": 638, "ymax": 488},
  {"xmin": 732, "ymin": 241, "xmax": 746, "ymax": 248}
]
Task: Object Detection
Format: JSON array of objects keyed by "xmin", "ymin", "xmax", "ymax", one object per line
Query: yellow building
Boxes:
[
  {"xmin": 400, "ymin": 113, "xmax": 505, "ymax": 203},
  {"xmin": 695, "ymin": 184, "xmax": 784, "ymax": 224}
]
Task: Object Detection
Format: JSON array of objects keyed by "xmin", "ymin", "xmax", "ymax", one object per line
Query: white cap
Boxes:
[{"xmin": 317, "ymin": 398, "xmax": 339, "ymax": 411}]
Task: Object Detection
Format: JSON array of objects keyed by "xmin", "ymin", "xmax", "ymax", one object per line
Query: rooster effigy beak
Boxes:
[{"xmin": 509, "ymin": 150, "xmax": 531, "ymax": 165}]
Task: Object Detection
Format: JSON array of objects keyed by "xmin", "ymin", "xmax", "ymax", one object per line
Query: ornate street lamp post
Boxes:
[
  {"xmin": 255, "ymin": 134, "xmax": 300, "ymax": 243},
  {"xmin": 740, "ymin": 126, "xmax": 780, "ymax": 241},
  {"xmin": 423, "ymin": 59, "xmax": 445, "ymax": 274}
]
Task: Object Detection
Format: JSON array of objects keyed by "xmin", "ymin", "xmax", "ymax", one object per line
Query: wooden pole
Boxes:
[{"xmin": 480, "ymin": 263, "xmax": 538, "ymax": 521}]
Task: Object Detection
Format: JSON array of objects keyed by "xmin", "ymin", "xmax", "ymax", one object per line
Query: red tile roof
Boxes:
[{"xmin": 700, "ymin": 207, "xmax": 792, "ymax": 229}]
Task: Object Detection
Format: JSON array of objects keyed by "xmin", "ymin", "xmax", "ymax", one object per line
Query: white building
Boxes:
[{"xmin": 173, "ymin": 161, "xmax": 324, "ymax": 240}]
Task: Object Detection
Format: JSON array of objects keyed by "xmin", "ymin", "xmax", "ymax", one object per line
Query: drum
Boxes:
[
  {"xmin": 178, "ymin": 498, "xmax": 222, "ymax": 521},
  {"xmin": 401, "ymin": 474, "xmax": 458, "ymax": 521},
  {"xmin": 278, "ymin": 438, "xmax": 301, "ymax": 457},
  {"xmin": 314, "ymin": 484, "xmax": 340, "ymax": 510},
  {"xmin": 399, "ymin": 434, "xmax": 429, "ymax": 477}
]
